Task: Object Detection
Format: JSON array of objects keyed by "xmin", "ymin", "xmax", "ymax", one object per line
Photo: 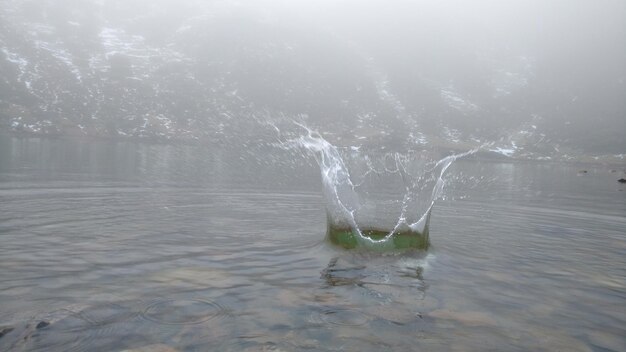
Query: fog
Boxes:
[{"xmin": 1, "ymin": 0, "xmax": 624, "ymax": 158}]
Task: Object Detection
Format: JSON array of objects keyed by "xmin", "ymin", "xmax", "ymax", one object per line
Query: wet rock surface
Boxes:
[
  {"xmin": 0, "ymin": 327, "xmax": 14, "ymax": 339},
  {"xmin": 120, "ymin": 344, "xmax": 180, "ymax": 352},
  {"xmin": 35, "ymin": 321, "xmax": 50, "ymax": 329}
]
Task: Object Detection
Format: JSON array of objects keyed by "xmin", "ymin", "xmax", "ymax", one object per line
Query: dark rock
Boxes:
[
  {"xmin": 35, "ymin": 321, "xmax": 49, "ymax": 329},
  {"xmin": 0, "ymin": 326, "xmax": 14, "ymax": 338},
  {"xmin": 618, "ymin": 178, "xmax": 626, "ymax": 183}
]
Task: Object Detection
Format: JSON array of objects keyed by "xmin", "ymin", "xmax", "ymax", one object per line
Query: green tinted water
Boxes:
[{"xmin": 327, "ymin": 226, "xmax": 429, "ymax": 250}]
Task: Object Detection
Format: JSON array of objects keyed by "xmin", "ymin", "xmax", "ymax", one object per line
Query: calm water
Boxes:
[{"xmin": 1, "ymin": 135, "xmax": 625, "ymax": 352}]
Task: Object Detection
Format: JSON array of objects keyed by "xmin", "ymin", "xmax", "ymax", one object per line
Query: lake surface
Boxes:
[{"xmin": 1, "ymin": 135, "xmax": 625, "ymax": 351}]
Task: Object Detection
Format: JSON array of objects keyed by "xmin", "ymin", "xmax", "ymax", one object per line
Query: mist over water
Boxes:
[
  {"xmin": 1, "ymin": 0, "xmax": 625, "ymax": 160},
  {"xmin": 1, "ymin": 1, "xmax": 626, "ymax": 351}
]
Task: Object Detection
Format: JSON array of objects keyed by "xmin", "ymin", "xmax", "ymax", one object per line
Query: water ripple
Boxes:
[{"xmin": 141, "ymin": 298, "xmax": 229, "ymax": 325}]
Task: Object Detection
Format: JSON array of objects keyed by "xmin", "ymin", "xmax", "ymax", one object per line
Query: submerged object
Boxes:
[{"xmin": 618, "ymin": 178, "xmax": 626, "ymax": 183}]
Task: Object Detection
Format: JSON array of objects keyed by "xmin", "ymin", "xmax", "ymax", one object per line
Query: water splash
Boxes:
[{"xmin": 291, "ymin": 124, "xmax": 481, "ymax": 250}]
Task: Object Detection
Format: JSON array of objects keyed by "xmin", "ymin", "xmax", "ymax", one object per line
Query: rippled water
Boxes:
[{"xmin": 1, "ymin": 135, "xmax": 625, "ymax": 352}]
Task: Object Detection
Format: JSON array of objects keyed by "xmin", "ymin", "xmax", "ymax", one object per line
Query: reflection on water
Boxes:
[{"xmin": 0, "ymin": 135, "xmax": 625, "ymax": 351}]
